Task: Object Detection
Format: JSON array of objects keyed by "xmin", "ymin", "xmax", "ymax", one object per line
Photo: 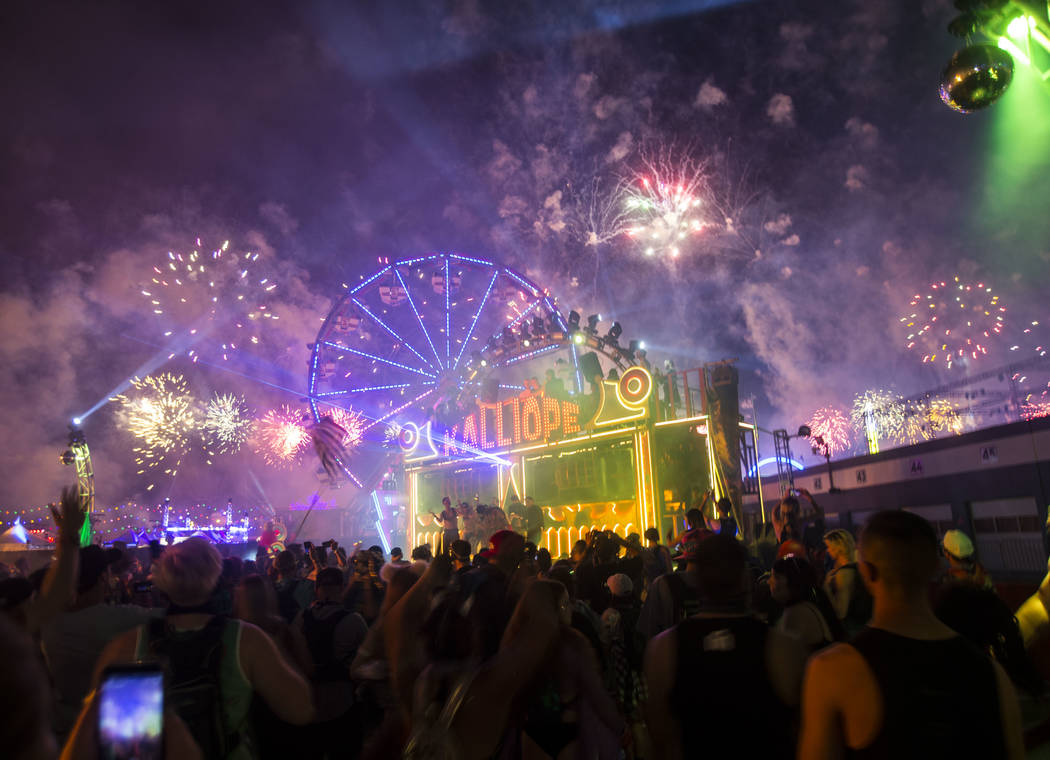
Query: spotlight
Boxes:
[
  {"xmin": 797, "ymin": 425, "xmax": 812, "ymax": 438},
  {"xmin": 608, "ymin": 322, "xmax": 622, "ymax": 340},
  {"xmin": 568, "ymin": 311, "xmax": 581, "ymax": 329},
  {"xmin": 573, "ymin": 332, "xmax": 585, "ymax": 345},
  {"xmin": 586, "ymin": 314, "xmax": 600, "ymax": 334},
  {"xmin": 72, "ymin": 417, "xmax": 82, "ymax": 426}
]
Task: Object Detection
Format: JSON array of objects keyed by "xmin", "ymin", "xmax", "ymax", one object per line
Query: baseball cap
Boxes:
[
  {"xmin": 606, "ymin": 573, "xmax": 633, "ymax": 597},
  {"xmin": 942, "ymin": 529, "xmax": 975, "ymax": 559}
]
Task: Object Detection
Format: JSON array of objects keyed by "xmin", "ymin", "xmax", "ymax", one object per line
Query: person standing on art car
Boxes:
[
  {"xmin": 524, "ymin": 496, "xmax": 544, "ymax": 546},
  {"xmin": 432, "ymin": 497, "xmax": 459, "ymax": 554}
]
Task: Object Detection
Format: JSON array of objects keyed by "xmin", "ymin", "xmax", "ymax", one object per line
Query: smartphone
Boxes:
[{"xmin": 98, "ymin": 663, "xmax": 164, "ymax": 760}]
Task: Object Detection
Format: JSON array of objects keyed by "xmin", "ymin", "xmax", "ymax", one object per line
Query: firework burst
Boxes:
[
  {"xmin": 621, "ymin": 149, "xmax": 712, "ymax": 259},
  {"xmin": 324, "ymin": 406, "xmax": 366, "ymax": 452},
  {"xmin": 805, "ymin": 407, "xmax": 851, "ymax": 456},
  {"xmin": 851, "ymin": 389, "xmax": 905, "ymax": 452},
  {"xmin": 1021, "ymin": 400, "xmax": 1050, "ymax": 421},
  {"xmin": 253, "ymin": 405, "xmax": 310, "ymax": 468},
  {"xmin": 142, "ymin": 238, "xmax": 279, "ymax": 362},
  {"xmin": 201, "ymin": 393, "xmax": 253, "ymax": 455},
  {"xmin": 111, "ymin": 373, "xmax": 197, "ymax": 476},
  {"xmin": 900, "ymin": 277, "xmax": 1005, "ymax": 369}
]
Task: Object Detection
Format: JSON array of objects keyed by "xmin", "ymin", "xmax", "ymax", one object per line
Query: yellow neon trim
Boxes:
[
  {"xmin": 654, "ymin": 414, "xmax": 709, "ymax": 427},
  {"xmin": 507, "ymin": 426, "xmax": 634, "ymax": 455}
]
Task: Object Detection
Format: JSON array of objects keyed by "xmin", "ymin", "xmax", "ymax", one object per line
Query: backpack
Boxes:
[
  {"xmin": 147, "ymin": 616, "xmax": 243, "ymax": 759},
  {"xmin": 665, "ymin": 572, "xmax": 702, "ymax": 623},
  {"xmin": 302, "ymin": 605, "xmax": 352, "ymax": 682},
  {"xmin": 276, "ymin": 580, "xmax": 301, "ymax": 623}
]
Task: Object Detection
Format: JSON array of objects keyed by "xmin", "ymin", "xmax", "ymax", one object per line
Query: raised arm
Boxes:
[{"xmin": 28, "ymin": 486, "xmax": 85, "ymax": 633}]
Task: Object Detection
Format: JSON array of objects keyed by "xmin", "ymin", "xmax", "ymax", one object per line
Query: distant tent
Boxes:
[{"xmin": 0, "ymin": 518, "xmax": 52, "ymax": 548}]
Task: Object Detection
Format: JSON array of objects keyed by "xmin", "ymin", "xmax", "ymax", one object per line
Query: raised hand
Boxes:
[{"xmin": 49, "ymin": 485, "xmax": 86, "ymax": 545}]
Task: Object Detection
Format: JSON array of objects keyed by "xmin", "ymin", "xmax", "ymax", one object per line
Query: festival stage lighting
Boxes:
[
  {"xmin": 573, "ymin": 332, "xmax": 586, "ymax": 345},
  {"xmin": 607, "ymin": 322, "xmax": 623, "ymax": 342},
  {"xmin": 72, "ymin": 417, "xmax": 82, "ymax": 426},
  {"xmin": 568, "ymin": 311, "xmax": 581, "ymax": 330},
  {"xmin": 797, "ymin": 425, "xmax": 811, "ymax": 438},
  {"xmin": 1007, "ymin": 15, "xmax": 1029, "ymax": 41},
  {"xmin": 586, "ymin": 314, "xmax": 601, "ymax": 335}
]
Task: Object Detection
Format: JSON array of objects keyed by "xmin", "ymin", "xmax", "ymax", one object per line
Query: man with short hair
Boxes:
[
  {"xmin": 274, "ymin": 549, "xmax": 314, "ymax": 623},
  {"xmin": 450, "ymin": 540, "xmax": 473, "ymax": 575},
  {"xmin": 434, "ymin": 496, "xmax": 459, "ymax": 552},
  {"xmin": 644, "ymin": 535, "xmax": 807, "ymax": 759},
  {"xmin": 799, "ymin": 510, "xmax": 1023, "ymax": 759},
  {"xmin": 297, "ymin": 567, "xmax": 367, "ymax": 756},
  {"xmin": 523, "ymin": 496, "xmax": 544, "ymax": 546}
]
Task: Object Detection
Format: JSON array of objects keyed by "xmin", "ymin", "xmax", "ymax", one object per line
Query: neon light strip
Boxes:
[
  {"xmin": 454, "ymin": 269, "xmax": 498, "ymax": 369},
  {"xmin": 374, "ymin": 520, "xmax": 391, "ymax": 554},
  {"xmin": 314, "ymin": 383, "xmax": 419, "ymax": 397},
  {"xmin": 396, "ymin": 269, "xmax": 443, "ymax": 370},
  {"xmin": 747, "ymin": 456, "xmax": 804, "ymax": 478},
  {"xmin": 506, "ymin": 297, "xmax": 543, "ymax": 330},
  {"xmin": 508, "ymin": 425, "xmax": 634, "ymax": 455},
  {"xmin": 654, "ymin": 414, "xmax": 709, "ymax": 427},
  {"xmin": 321, "ymin": 341, "xmax": 436, "ymax": 378},
  {"xmin": 395, "ymin": 253, "xmax": 441, "ymax": 267},
  {"xmin": 498, "ymin": 343, "xmax": 562, "ymax": 366},
  {"xmin": 570, "ymin": 342, "xmax": 583, "ymax": 394},
  {"xmin": 371, "ymin": 490, "xmax": 384, "ymax": 520},
  {"xmin": 360, "ymin": 388, "xmax": 436, "ymax": 435},
  {"xmin": 448, "ymin": 253, "xmax": 495, "ymax": 267},
  {"xmin": 352, "ymin": 297, "xmax": 434, "ymax": 371},
  {"xmin": 445, "ymin": 257, "xmax": 451, "ymax": 364},
  {"xmin": 349, "ymin": 266, "xmax": 391, "ymax": 295},
  {"xmin": 503, "ymin": 268, "xmax": 541, "ymax": 297}
]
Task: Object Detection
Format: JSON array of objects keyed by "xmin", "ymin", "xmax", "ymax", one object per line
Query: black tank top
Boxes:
[
  {"xmin": 671, "ymin": 616, "xmax": 794, "ymax": 760},
  {"xmin": 848, "ymin": 627, "xmax": 1004, "ymax": 759}
]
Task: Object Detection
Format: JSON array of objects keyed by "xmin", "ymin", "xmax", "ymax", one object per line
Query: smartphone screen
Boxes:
[{"xmin": 98, "ymin": 666, "xmax": 164, "ymax": 760}]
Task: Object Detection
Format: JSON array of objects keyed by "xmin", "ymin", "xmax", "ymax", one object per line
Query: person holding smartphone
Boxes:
[{"xmin": 69, "ymin": 537, "xmax": 314, "ymax": 759}]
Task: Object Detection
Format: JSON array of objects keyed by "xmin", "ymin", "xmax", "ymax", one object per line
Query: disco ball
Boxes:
[{"xmin": 939, "ymin": 44, "xmax": 1014, "ymax": 113}]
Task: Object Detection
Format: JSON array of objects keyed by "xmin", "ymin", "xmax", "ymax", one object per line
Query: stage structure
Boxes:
[
  {"xmin": 61, "ymin": 425, "xmax": 94, "ymax": 546},
  {"xmin": 306, "ymin": 253, "xmax": 761, "ymax": 555}
]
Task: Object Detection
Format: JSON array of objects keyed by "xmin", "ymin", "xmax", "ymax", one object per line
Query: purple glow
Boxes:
[
  {"xmin": 321, "ymin": 341, "xmax": 436, "ymax": 378},
  {"xmin": 454, "ymin": 269, "xmax": 498, "ymax": 369},
  {"xmin": 396, "ymin": 269, "xmax": 443, "ymax": 370},
  {"xmin": 351, "ymin": 297, "xmax": 435, "ymax": 370}
]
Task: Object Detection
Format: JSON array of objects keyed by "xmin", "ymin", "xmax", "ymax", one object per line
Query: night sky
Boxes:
[{"xmin": 2, "ymin": 0, "xmax": 1047, "ymax": 509}]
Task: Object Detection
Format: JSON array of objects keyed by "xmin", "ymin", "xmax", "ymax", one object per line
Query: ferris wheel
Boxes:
[{"xmin": 306, "ymin": 253, "xmax": 643, "ymax": 486}]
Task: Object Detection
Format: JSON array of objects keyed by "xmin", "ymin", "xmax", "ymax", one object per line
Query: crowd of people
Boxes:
[{"xmin": 4, "ymin": 484, "xmax": 1050, "ymax": 758}]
